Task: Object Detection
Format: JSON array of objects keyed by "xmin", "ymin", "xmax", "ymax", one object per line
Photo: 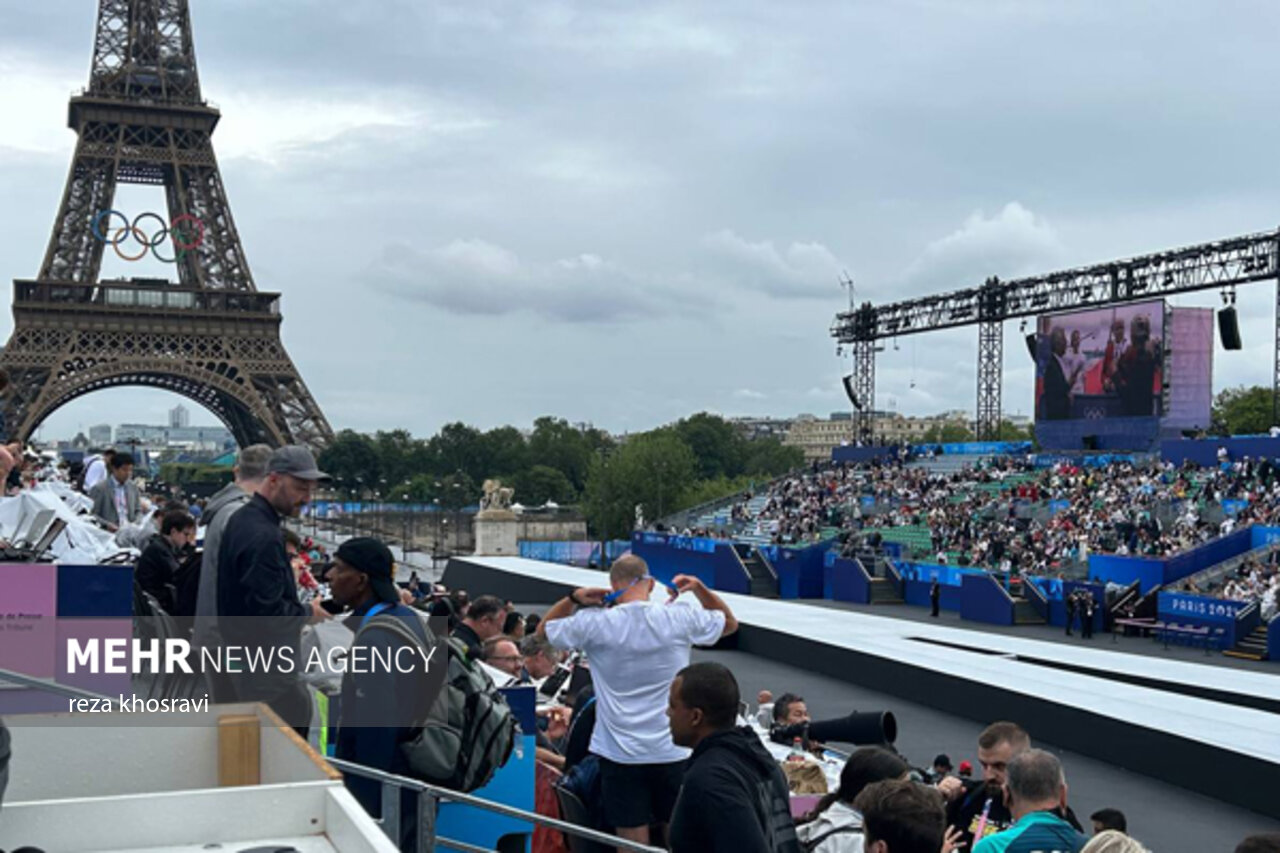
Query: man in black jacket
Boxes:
[
  {"xmin": 667, "ymin": 662, "xmax": 800, "ymax": 853},
  {"xmin": 135, "ymin": 509, "xmax": 196, "ymax": 614},
  {"xmin": 217, "ymin": 446, "xmax": 330, "ymax": 733},
  {"xmin": 1040, "ymin": 328, "xmax": 1074, "ymax": 421}
]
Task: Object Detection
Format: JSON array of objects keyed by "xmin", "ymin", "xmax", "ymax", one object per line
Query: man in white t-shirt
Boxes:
[
  {"xmin": 539, "ymin": 554, "xmax": 738, "ymax": 852},
  {"xmin": 81, "ymin": 447, "xmax": 113, "ymax": 493},
  {"xmin": 1063, "ymin": 330, "xmax": 1088, "ymax": 395}
]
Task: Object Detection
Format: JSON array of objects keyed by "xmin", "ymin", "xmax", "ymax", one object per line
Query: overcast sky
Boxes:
[{"xmin": 3, "ymin": 1, "xmax": 1280, "ymax": 440}]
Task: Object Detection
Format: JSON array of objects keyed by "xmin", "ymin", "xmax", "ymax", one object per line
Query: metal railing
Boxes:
[
  {"xmin": 326, "ymin": 757, "xmax": 664, "ymax": 853},
  {"xmin": 1182, "ymin": 537, "xmax": 1280, "ymax": 594},
  {"xmin": 0, "ymin": 668, "xmax": 120, "ymax": 708},
  {"xmin": 1023, "ymin": 577, "xmax": 1049, "ymax": 620},
  {"xmin": 0, "ymin": 670, "xmax": 660, "ymax": 853}
]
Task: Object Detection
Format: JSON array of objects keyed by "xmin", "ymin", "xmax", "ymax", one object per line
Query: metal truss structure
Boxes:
[
  {"xmin": 831, "ymin": 230, "xmax": 1280, "ymax": 440},
  {"xmin": 851, "ymin": 339, "xmax": 876, "ymax": 443},
  {"xmin": 0, "ymin": 0, "xmax": 333, "ymax": 448}
]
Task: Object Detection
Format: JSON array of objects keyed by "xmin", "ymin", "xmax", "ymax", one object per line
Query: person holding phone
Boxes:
[{"xmin": 538, "ymin": 555, "xmax": 738, "ymax": 852}]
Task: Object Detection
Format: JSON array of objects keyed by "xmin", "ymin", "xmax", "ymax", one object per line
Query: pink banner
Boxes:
[{"xmin": 0, "ymin": 563, "xmax": 58, "ymax": 678}]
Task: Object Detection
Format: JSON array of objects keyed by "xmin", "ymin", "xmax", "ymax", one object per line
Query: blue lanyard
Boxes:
[{"xmin": 359, "ymin": 602, "xmax": 393, "ymax": 630}]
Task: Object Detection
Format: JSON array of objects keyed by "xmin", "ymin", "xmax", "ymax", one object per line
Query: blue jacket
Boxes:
[{"xmin": 972, "ymin": 810, "xmax": 1087, "ymax": 853}]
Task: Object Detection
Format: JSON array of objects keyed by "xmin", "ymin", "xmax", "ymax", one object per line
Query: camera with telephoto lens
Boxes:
[{"xmin": 769, "ymin": 710, "xmax": 898, "ymax": 748}]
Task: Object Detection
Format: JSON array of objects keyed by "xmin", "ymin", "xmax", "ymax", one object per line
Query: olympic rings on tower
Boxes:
[{"xmin": 90, "ymin": 210, "xmax": 206, "ymax": 263}]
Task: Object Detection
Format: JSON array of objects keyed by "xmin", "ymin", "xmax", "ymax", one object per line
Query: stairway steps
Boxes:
[
  {"xmin": 1013, "ymin": 599, "xmax": 1045, "ymax": 625},
  {"xmin": 868, "ymin": 577, "xmax": 904, "ymax": 605},
  {"xmin": 1225, "ymin": 623, "xmax": 1270, "ymax": 661},
  {"xmin": 740, "ymin": 548, "xmax": 779, "ymax": 599}
]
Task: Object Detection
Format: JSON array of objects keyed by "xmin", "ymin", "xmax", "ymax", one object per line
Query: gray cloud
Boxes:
[
  {"xmin": 4, "ymin": 1, "xmax": 1280, "ymax": 439},
  {"xmin": 372, "ymin": 239, "xmax": 704, "ymax": 322}
]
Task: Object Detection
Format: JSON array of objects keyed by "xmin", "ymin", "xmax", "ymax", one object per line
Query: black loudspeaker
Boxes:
[
  {"xmin": 1025, "ymin": 334, "xmax": 1037, "ymax": 361},
  {"xmin": 1083, "ymin": 435, "xmax": 1099, "ymax": 451},
  {"xmin": 1218, "ymin": 307, "xmax": 1242, "ymax": 350},
  {"xmin": 771, "ymin": 711, "xmax": 898, "ymax": 747},
  {"xmin": 842, "ymin": 374, "xmax": 861, "ymax": 411}
]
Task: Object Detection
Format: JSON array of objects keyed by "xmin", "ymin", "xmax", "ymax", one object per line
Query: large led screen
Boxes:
[{"xmin": 1035, "ymin": 300, "xmax": 1164, "ymax": 421}]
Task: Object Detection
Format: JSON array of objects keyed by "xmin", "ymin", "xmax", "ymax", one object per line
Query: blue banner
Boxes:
[
  {"xmin": 1158, "ymin": 592, "xmax": 1249, "ymax": 625},
  {"xmin": 1221, "ymin": 499, "xmax": 1249, "ymax": 517},
  {"xmin": 1033, "ymin": 453, "xmax": 1139, "ymax": 469},
  {"xmin": 638, "ymin": 532, "xmax": 718, "ymax": 553},
  {"xmin": 936, "ymin": 441, "xmax": 1032, "ymax": 455},
  {"xmin": 896, "ymin": 562, "xmax": 986, "ymax": 587},
  {"xmin": 519, "ymin": 540, "xmax": 630, "ymax": 567}
]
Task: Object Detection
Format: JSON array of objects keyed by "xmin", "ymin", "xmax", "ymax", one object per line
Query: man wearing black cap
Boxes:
[
  {"xmin": 331, "ymin": 537, "xmax": 442, "ymax": 851},
  {"xmin": 928, "ymin": 753, "xmax": 954, "ymax": 784},
  {"xmin": 217, "ymin": 445, "xmax": 332, "ymax": 733}
]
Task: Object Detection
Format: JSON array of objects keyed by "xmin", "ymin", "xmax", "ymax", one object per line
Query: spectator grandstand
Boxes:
[{"xmin": 660, "ymin": 450, "xmax": 1280, "ymax": 592}]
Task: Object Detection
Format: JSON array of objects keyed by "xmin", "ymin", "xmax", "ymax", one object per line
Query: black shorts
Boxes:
[{"xmin": 597, "ymin": 756, "xmax": 687, "ymax": 829}]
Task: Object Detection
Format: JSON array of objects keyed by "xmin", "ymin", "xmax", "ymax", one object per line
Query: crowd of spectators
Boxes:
[
  {"xmin": 6, "ymin": 440, "xmax": 1278, "ymax": 853},
  {"xmin": 700, "ymin": 450, "xmax": 1280, "ymax": 592},
  {"xmin": 1218, "ymin": 554, "xmax": 1280, "ymax": 619},
  {"xmin": 737, "ymin": 466, "xmax": 859, "ymax": 545}
]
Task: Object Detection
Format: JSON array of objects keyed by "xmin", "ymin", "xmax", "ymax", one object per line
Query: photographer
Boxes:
[
  {"xmin": 539, "ymin": 555, "xmax": 737, "ymax": 851},
  {"xmin": 770, "ymin": 693, "xmax": 826, "ymax": 754}
]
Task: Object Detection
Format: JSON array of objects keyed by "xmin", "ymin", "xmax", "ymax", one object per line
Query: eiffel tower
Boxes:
[{"xmin": 0, "ymin": 0, "xmax": 333, "ymax": 448}]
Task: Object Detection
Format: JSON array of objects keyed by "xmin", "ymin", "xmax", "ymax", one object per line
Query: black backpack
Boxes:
[{"xmin": 354, "ymin": 615, "xmax": 517, "ymax": 792}]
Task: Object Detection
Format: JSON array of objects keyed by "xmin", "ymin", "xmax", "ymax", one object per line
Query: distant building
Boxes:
[
  {"xmin": 88, "ymin": 424, "xmax": 113, "ymax": 446},
  {"xmin": 783, "ymin": 409, "xmax": 977, "ymax": 461},
  {"xmin": 116, "ymin": 422, "xmax": 233, "ymax": 451},
  {"xmin": 169, "ymin": 404, "xmax": 190, "ymax": 428},
  {"xmin": 784, "ymin": 415, "xmax": 854, "ymax": 461},
  {"xmin": 727, "ymin": 416, "xmax": 794, "ymax": 441}
]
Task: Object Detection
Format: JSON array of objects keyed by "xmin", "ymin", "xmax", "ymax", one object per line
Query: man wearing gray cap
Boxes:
[
  {"xmin": 217, "ymin": 445, "xmax": 331, "ymax": 733},
  {"xmin": 194, "ymin": 443, "xmax": 272, "ymax": 702}
]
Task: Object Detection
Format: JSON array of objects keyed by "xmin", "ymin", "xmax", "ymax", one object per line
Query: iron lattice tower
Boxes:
[
  {"xmin": 0, "ymin": 0, "xmax": 333, "ymax": 448},
  {"xmin": 975, "ymin": 278, "xmax": 1004, "ymax": 441}
]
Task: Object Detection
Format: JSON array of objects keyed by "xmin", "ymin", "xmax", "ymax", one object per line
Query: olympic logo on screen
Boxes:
[{"xmin": 91, "ymin": 210, "xmax": 205, "ymax": 263}]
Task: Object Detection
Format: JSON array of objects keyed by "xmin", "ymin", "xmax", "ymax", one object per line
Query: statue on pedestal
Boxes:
[{"xmin": 478, "ymin": 478, "xmax": 517, "ymax": 519}]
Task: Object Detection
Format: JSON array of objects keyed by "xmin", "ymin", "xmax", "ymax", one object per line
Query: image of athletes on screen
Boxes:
[{"xmin": 1035, "ymin": 300, "xmax": 1164, "ymax": 421}]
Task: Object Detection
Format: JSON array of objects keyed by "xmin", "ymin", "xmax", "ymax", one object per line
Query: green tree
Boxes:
[
  {"xmin": 583, "ymin": 431, "xmax": 697, "ymax": 535},
  {"xmin": 923, "ymin": 423, "xmax": 974, "ymax": 443},
  {"xmin": 672, "ymin": 412, "xmax": 746, "ymax": 480},
  {"xmin": 428, "ymin": 422, "xmax": 487, "ymax": 482},
  {"xmin": 678, "ymin": 475, "xmax": 759, "ymax": 508},
  {"xmin": 482, "ymin": 426, "xmax": 530, "ymax": 480},
  {"xmin": 582, "ymin": 452, "xmax": 634, "ymax": 543},
  {"xmin": 373, "ymin": 429, "xmax": 428, "ymax": 486},
  {"xmin": 742, "ymin": 436, "xmax": 803, "ymax": 476},
  {"xmin": 996, "ymin": 420, "xmax": 1032, "ymax": 441},
  {"xmin": 318, "ymin": 430, "xmax": 381, "ymax": 495},
  {"xmin": 1212, "ymin": 385, "xmax": 1273, "ymax": 436},
  {"xmin": 431, "ymin": 471, "xmax": 477, "ymax": 509},
  {"xmin": 529, "ymin": 416, "xmax": 613, "ymax": 491},
  {"xmin": 512, "ymin": 464, "xmax": 577, "ymax": 506}
]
